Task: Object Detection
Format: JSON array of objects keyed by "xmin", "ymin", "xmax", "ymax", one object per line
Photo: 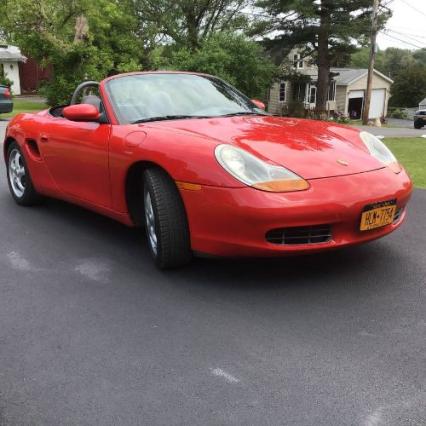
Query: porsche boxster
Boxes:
[{"xmin": 4, "ymin": 72, "xmax": 413, "ymax": 268}]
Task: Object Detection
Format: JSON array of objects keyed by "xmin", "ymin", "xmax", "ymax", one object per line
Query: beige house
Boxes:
[{"xmin": 268, "ymin": 49, "xmax": 393, "ymax": 119}]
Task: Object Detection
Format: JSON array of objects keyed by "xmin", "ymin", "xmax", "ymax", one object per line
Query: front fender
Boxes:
[{"xmin": 108, "ymin": 125, "xmax": 245, "ymax": 213}]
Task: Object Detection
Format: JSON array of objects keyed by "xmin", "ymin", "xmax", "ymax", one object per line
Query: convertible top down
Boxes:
[{"xmin": 4, "ymin": 72, "xmax": 412, "ymax": 268}]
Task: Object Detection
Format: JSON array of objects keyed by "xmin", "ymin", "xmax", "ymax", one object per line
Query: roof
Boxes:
[
  {"xmin": 0, "ymin": 46, "xmax": 26, "ymax": 63},
  {"xmin": 419, "ymin": 98, "xmax": 426, "ymax": 105},
  {"xmin": 331, "ymin": 68, "xmax": 393, "ymax": 86}
]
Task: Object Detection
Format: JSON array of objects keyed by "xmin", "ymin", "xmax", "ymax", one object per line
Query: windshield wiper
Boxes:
[
  {"xmin": 218, "ymin": 111, "xmax": 268, "ymax": 117},
  {"xmin": 132, "ymin": 115, "xmax": 209, "ymax": 124}
]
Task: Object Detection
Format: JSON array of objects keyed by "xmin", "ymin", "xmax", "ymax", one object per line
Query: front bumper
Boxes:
[{"xmin": 179, "ymin": 167, "xmax": 413, "ymax": 257}]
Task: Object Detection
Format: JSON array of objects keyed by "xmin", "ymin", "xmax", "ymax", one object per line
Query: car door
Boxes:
[{"xmin": 40, "ymin": 111, "xmax": 112, "ymax": 208}]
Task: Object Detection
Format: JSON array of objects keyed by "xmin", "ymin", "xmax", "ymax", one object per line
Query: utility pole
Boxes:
[{"xmin": 362, "ymin": 0, "xmax": 380, "ymax": 125}]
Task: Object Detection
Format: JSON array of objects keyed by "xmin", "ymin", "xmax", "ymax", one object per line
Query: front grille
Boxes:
[
  {"xmin": 266, "ymin": 224, "xmax": 332, "ymax": 245},
  {"xmin": 393, "ymin": 207, "xmax": 404, "ymax": 223}
]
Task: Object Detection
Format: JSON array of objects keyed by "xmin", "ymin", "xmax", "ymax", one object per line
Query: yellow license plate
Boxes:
[{"xmin": 360, "ymin": 202, "xmax": 397, "ymax": 231}]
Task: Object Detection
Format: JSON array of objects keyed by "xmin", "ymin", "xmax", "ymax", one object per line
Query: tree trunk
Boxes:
[
  {"xmin": 184, "ymin": 9, "xmax": 200, "ymax": 51},
  {"xmin": 74, "ymin": 15, "xmax": 89, "ymax": 43},
  {"xmin": 316, "ymin": 1, "xmax": 330, "ymax": 119}
]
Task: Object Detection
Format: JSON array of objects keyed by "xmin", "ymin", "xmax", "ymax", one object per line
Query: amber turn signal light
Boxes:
[{"xmin": 252, "ymin": 179, "xmax": 310, "ymax": 192}]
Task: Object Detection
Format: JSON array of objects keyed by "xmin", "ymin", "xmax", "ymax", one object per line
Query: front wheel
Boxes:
[
  {"xmin": 143, "ymin": 168, "xmax": 192, "ymax": 269},
  {"xmin": 6, "ymin": 142, "xmax": 43, "ymax": 206},
  {"xmin": 414, "ymin": 119, "xmax": 424, "ymax": 129}
]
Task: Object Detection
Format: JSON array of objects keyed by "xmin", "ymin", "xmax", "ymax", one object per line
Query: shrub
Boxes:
[
  {"xmin": 389, "ymin": 108, "xmax": 408, "ymax": 119},
  {"xmin": 286, "ymin": 101, "xmax": 306, "ymax": 118}
]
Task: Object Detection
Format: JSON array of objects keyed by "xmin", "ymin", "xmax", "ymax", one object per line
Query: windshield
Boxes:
[{"xmin": 105, "ymin": 73, "xmax": 265, "ymax": 124}]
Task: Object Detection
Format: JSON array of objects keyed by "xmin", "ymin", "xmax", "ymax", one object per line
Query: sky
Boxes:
[{"xmin": 377, "ymin": 0, "xmax": 426, "ymax": 50}]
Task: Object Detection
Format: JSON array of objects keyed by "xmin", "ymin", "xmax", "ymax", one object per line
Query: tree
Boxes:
[
  {"xmin": 133, "ymin": 0, "xmax": 251, "ymax": 51},
  {"xmin": 350, "ymin": 47, "xmax": 423, "ymax": 80},
  {"xmin": 390, "ymin": 65, "xmax": 426, "ymax": 108},
  {"xmin": 413, "ymin": 48, "xmax": 426, "ymax": 67},
  {"xmin": 256, "ymin": 0, "xmax": 390, "ymax": 116},
  {"xmin": 150, "ymin": 32, "xmax": 277, "ymax": 100},
  {"xmin": 0, "ymin": 0, "xmax": 143, "ymax": 105}
]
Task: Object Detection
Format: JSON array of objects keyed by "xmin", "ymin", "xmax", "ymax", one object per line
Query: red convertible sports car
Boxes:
[{"xmin": 4, "ymin": 72, "xmax": 412, "ymax": 268}]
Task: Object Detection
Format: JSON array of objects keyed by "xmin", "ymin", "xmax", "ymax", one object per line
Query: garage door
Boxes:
[
  {"xmin": 348, "ymin": 90, "xmax": 364, "ymax": 99},
  {"xmin": 369, "ymin": 89, "xmax": 386, "ymax": 119}
]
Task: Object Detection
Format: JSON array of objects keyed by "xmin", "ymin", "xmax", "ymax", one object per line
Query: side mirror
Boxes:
[
  {"xmin": 251, "ymin": 99, "xmax": 266, "ymax": 110},
  {"xmin": 63, "ymin": 104, "xmax": 100, "ymax": 122}
]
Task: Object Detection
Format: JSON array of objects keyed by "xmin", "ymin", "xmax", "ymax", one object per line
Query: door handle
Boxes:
[{"xmin": 40, "ymin": 135, "xmax": 48, "ymax": 143}]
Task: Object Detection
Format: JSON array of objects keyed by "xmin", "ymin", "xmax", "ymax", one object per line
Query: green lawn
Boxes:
[
  {"xmin": 385, "ymin": 138, "xmax": 426, "ymax": 189},
  {"xmin": 2, "ymin": 98, "xmax": 48, "ymax": 119}
]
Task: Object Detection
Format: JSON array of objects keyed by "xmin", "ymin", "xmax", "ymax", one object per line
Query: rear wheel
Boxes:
[
  {"xmin": 6, "ymin": 142, "xmax": 42, "ymax": 206},
  {"xmin": 143, "ymin": 168, "xmax": 191, "ymax": 269}
]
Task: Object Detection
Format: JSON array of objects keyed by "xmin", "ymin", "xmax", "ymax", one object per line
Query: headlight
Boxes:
[
  {"xmin": 215, "ymin": 144, "xmax": 309, "ymax": 192},
  {"xmin": 359, "ymin": 131, "xmax": 401, "ymax": 173}
]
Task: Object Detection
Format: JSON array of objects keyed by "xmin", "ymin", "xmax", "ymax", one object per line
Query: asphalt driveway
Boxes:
[
  {"xmin": 355, "ymin": 126, "xmax": 426, "ymax": 138},
  {"xmin": 0, "ymin": 121, "xmax": 425, "ymax": 425}
]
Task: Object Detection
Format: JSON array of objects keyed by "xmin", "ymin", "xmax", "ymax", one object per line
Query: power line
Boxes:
[
  {"xmin": 398, "ymin": 0, "xmax": 426, "ymax": 19},
  {"xmin": 387, "ymin": 29, "xmax": 426, "ymax": 46},
  {"xmin": 387, "ymin": 29, "xmax": 426, "ymax": 40},
  {"xmin": 380, "ymin": 30, "xmax": 424, "ymax": 48}
]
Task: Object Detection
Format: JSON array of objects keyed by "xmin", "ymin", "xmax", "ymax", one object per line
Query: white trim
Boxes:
[{"xmin": 293, "ymin": 53, "xmax": 303, "ymax": 69}]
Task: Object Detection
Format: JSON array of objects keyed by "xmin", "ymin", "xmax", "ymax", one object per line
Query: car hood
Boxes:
[{"xmin": 151, "ymin": 115, "xmax": 384, "ymax": 180}]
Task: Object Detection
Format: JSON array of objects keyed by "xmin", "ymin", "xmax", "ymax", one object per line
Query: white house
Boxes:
[
  {"xmin": 268, "ymin": 49, "xmax": 393, "ymax": 119},
  {"xmin": 419, "ymin": 98, "xmax": 426, "ymax": 110},
  {"xmin": 0, "ymin": 44, "xmax": 27, "ymax": 95}
]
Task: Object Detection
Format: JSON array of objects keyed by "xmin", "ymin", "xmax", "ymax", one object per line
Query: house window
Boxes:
[
  {"xmin": 328, "ymin": 80, "xmax": 336, "ymax": 101},
  {"xmin": 293, "ymin": 54, "xmax": 303, "ymax": 69},
  {"xmin": 293, "ymin": 82, "xmax": 307, "ymax": 102},
  {"xmin": 279, "ymin": 81, "xmax": 286, "ymax": 102},
  {"xmin": 309, "ymin": 86, "xmax": 317, "ymax": 104}
]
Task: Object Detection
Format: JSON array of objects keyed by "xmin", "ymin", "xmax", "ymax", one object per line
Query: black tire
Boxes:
[
  {"xmin": 414, "ymin": 120, "xmax": 424, "ymax": 129},
  {"xmin": 6, "ymin": 141, "xmax": 43, "ymax": 206},
  {"xmin": 143, "ymin": 168, "xmax": 192, "ymax": 269}
]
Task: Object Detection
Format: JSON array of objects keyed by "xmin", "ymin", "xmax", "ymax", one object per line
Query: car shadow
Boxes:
[{"xmin": 24, "ymin": 196, "xmax": 398, "ymax": 295}]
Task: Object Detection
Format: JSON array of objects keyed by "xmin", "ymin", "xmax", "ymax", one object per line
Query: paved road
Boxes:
[
  {"xmin": 0, "ymin": 121, "xmax": 425, "ymax": 425},
  {"xmin": 352, "ymin": 123, "xmax": 426, "ymax": 138}
]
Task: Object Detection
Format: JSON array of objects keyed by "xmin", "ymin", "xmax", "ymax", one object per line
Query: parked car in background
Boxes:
[
  {"xmin": 414, "ymin": 110, "xmax": 426, "ymax": 129},
  {"xmin": 0, "ymin": 85, "xmax": 13, "ymax": 115}
]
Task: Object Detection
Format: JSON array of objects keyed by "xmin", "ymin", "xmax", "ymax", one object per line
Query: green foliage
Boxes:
[
  {"xmin": 0, "ymin": 73, "xmax": 13, "ymax": 88},
  {"xmin": 350, "ymin": 47, "xmax": 426, "ymax": 80},
  {"xmin": 255, "ymin": 0, "xmax": 390, "ymax": 113},
  {"xmin": 285, "ymin": 101, "xmax": 306, "ymax": 118},
  {"xmin": 150, "ymin": 33, "xmax": 278, "ymax": 100},
  {"xmin": 0, "ymin": 0, "xmax": 142, "ymax": 105},
  {"xmin": 390, "ymin": 65, "xmax": 426, "ymax": 108},
  {"xmin": 388, "ymin": 108, "xmax": 408, "ymax": 119},
  {"xmin": 349, "ymin": 47, "xmax": 371, "ymax": 69},
  {"xmin": 0, "ymin": 63, "xmax": 13, "ymax": 87},
  {"xmin": 334, "ymin": 114, "xmax": 350, "ymax": 124},
  {"xmin": 256, "ymin": 0, "xmax": 386, "ymax": 63},
  {"xmin": 133, "ymin": 0, "xmax": 252, "ymax": 51},
  {"xmin": 413, "ymin": 48, "xmax": 426, "ymax": 66}
]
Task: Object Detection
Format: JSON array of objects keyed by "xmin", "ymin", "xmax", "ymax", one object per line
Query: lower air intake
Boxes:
[{"xmin": 266, "ymin": 224, "xmax": 332, "ymax": 245}]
